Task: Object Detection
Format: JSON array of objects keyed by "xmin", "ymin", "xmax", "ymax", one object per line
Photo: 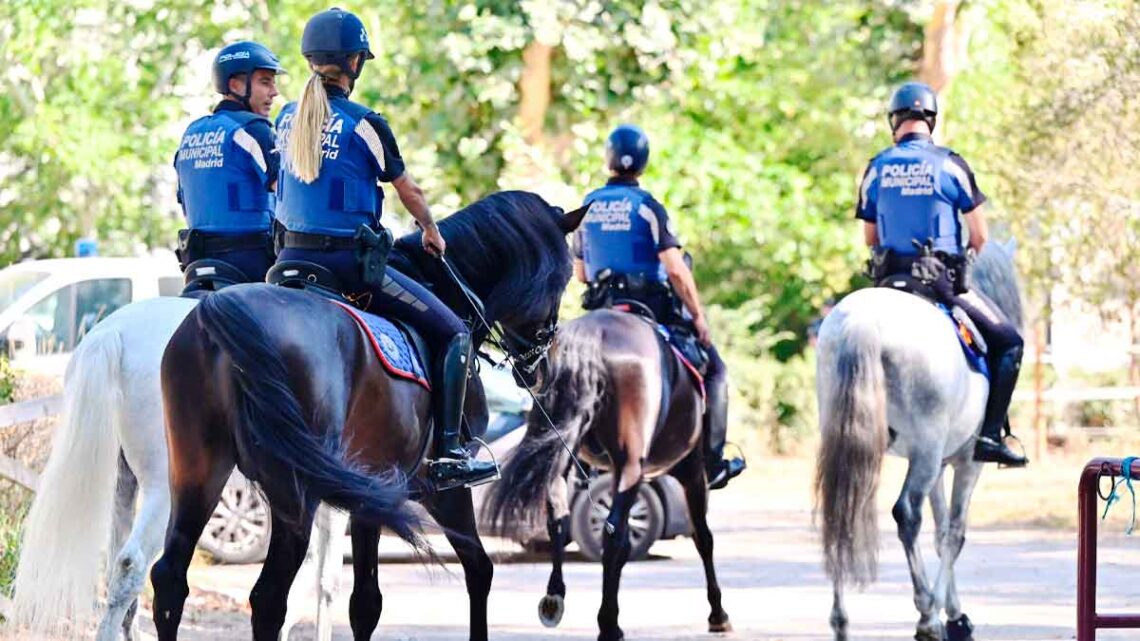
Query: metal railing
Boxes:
[{"xmin": 1077, "ymin": 457, "xmax": 1140, "ymax": 640}]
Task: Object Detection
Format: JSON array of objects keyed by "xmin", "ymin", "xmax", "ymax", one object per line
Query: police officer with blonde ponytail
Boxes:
[{"xmin": 275, "ymin": 8, "xmax": 497, "ymax": 490}]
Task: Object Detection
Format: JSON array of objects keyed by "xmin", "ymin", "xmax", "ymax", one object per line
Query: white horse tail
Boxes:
[
  {"xmin": 815, "ymin": 314, "xmax": 889, "ymax": 588},
  {"xmin": 13, "ymin": 324, "xmax": 125, "ymax": 634}
]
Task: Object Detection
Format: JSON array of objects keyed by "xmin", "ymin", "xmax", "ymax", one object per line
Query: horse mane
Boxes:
[
  {"xmin": 392, "ymin": 190, "xmax": 572, "ymax": 322},
  {"xmin": 969, "ymin": 241, "xmax": 1024, "ymax": 328}
]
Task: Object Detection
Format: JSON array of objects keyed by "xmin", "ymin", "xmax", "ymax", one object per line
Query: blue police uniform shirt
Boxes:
[
  {"xmin": 856, "ymin": 133, "xmax": 986, "ymax": 256},
  {"xmin": 174, "ymin": 100, "xmax": 278, "ymax": 234},
  {"xmin": 275, "ymin": 85, "xmax": 406, "ymax": 237},
  {"xmin": 573, "ymin": 176, "xmax": 681, "ymax": 282}
]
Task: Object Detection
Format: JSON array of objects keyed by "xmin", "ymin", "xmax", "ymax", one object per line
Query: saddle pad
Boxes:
[
  {"xmin": 654, "ymin": 324, "xmax": 706, "ymax": 400},
  {"xmin": 936, "ymin": 303, "xmax": 989, "ymax": 379},
  {"xmin": 332, "ymin": 301, "xmax": 431, "ymax": 390}
]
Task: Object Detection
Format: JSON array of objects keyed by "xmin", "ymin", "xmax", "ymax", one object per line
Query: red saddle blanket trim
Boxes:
[{"xmin": 332, "ymin": 300, "xmax": 431, "ymax": 391}]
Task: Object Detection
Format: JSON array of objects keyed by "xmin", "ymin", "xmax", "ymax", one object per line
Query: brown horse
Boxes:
[
  {"xmin": 484, "ymin": 309, "xmax": 732, "ymax": 641},
  {"xmin": 150, "ymin": 191, "xmax": 585, "ymax": 641}
]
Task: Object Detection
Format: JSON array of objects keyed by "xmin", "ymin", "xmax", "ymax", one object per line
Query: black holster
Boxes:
[
  {"xmin": 355, "ymin": 224, "xmax": 394, "ymax": 287},
  {"xmin": 868, "ymin": 247, "xmax": 969, "ymax": 295}
]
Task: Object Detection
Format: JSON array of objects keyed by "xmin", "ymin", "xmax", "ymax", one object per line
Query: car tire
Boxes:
[
  {"xmin": 198, "ymin": 477, "xmax": 272, "ymax": 564},
  {"xmin": 569, "ymin": 474, "xmax": 664, "ymax": 562}
]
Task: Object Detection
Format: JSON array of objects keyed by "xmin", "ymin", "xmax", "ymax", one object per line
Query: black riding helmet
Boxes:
[
  {"xmin": 888, "ymin": 82, "xmax": 938, "ymax": 134},
  {"xmin": 212, "ymin": 41, "xmax": 286, "ymax": 111},
  {"xmin": 301, "ymin": 7, "xmax": 375, "ymax": 88},
  {"xmin": 606, "ymin": 124, "xmax": 650, "ymax": 176}
]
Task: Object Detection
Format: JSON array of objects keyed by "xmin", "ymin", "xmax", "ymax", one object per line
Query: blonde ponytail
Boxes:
[{"xmin": 289, "ymin": 73, "xmax": 331, "ymax": 183}]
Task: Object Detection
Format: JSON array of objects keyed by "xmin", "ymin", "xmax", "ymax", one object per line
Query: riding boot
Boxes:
[
  {"xmin": 427, "ymin": 333, "xmax": 500, "ymax": 491},
  {"xmin": 973, "ymin": 344, "xmax": 1029, "ymax": 467},
  {"xmin": 702, "ymin": 362, "xmax": 746, "ymax": 490}
]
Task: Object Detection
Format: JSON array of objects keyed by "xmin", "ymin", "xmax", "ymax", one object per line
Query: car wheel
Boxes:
[
  {"xmin": 198, "ymin": 477, "xmax": 271, "ymax": 564},
  {"xmin": 569, "ymin": 474, "xmax": 664, "ymax": 562}
]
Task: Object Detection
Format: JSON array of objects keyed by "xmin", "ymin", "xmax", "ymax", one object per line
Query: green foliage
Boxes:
[
  {"xmin": 0, "ymin": 357, "xmax": 14, "ymax": 405},
  {"xmin": 0, "ymin": 503, "xmax": 24, "ymax": 601},
  {"xmin": 4, "ymin": 0, "xmax": 1129, "ymax": 449}
]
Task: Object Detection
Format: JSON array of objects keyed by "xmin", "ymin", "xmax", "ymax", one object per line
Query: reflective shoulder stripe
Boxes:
[
  {"xmin": 354, "ymin": 119, "xmax": 387, "ymax": 172},
  {"xmin": 233, "ymin": 128, "xmax": 268, "ymax": 174},
  {"xmin": 942, "ymin": 155, "xmax": 973, "ymax": 200},
  {"xmin": 859, "ymin": 165, "xmax": 878, "ymax": 210},
  {"xmin": 637, "ymin": 202, "xmax": 661, "ymax": 245}
]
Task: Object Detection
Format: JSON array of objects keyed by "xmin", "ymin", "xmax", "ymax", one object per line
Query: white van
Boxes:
[{"xmin": 0, "ymin": 256, "xmax": 183, "ymax": 375}]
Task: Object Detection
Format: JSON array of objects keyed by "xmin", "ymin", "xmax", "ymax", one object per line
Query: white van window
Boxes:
[{"xmin": 25, "ymin": 278, "xmax": 132, "ymax": 353}]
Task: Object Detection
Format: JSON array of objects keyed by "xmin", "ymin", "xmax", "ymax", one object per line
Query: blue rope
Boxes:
[{"xmin": 1102, "ymin": 456, "xmax": 1139, "ymax": 535}]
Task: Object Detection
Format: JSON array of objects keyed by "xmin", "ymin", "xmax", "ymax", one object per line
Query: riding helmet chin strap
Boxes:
[{"xmin": 437, "ymin": 255, "xmax": 592, "ymax": 490}]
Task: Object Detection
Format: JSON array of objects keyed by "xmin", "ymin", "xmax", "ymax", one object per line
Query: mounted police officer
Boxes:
[
  {"xmin": 174, "ymin": 41, "xmax": 284, "ymax": 291},
  {"xmin": 573, "ymin": 124, "xmax": 746, "ymax": 490},
  {"xmin": 274, "ymin": 8, "xmax": 497, "ymax": 491},
  {"xmin": 857, "ymin": 81, "xmax": 1028, "ymax": 467}
]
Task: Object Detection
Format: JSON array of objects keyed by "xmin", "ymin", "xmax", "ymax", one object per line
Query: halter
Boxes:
[{"xmin": 438, "ymin": 256, "xmax": 590, "ymax": 489}]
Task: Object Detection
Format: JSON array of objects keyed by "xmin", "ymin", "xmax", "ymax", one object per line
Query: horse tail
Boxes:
[
  {"xmin": 483, "ymin": 320, "xmax": 607, "ymax": 538},
  {"xmin": 814, "ymin": 313, "xmax": 888, "ymax": 588},
  {"xmin": 194, "ymin": 289, "xmax": 422, "ymax": 548},
  {"xmin": 13, "ymin": 324, "xmax": 125, "ymax": 634}
]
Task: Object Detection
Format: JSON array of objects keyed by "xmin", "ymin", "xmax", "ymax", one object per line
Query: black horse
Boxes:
[
  {"xmin": 484, "ymin": 309, "xmax": 732, "ymax": 641},
  {"xmin": 150, "ymin": 191, "xmax": 585, "ymax": 641}
]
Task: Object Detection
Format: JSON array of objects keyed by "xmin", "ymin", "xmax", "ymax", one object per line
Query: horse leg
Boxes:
[
  {"xmin": 539, "ymin": 473, "xmax": 572, "ymax": 627},
  {"xmin": 672, "ymin": 448, "xmax": 731, "ymax": 632},
  {"xmin": 150, "ymin": 451, "xmax": 233, "ymax": 641},
  {"xmin": 348, "ymin": 519, "xmax": 383, "ymax": 641},
  {"xmin": 426, "ymin": 487, "xmax": 493, "ymax": 641},
  {"xmin": 250, "ymin": 505, "xmax": 316, "ymax": 641},
  {"xmin": 96, "ymin": 453, "xmax": 137, "ymax": 641},
  {"xmin": 893, "ymin": 453, "xmax": 943, "ymax": 641},
  {"xmin": 101, "ymin": 448, "xmax": 171, "ymax": 641},
  {"xmin": 940, "ymin": 461, "xmax": 984, "ymax": 641},
  {"xmin": 597, "ymin": 460, "xmax": 641, "ymax": 641},
  {"xmin": 831, "ymin": 584, "xmax": 849, "ymax": 641},
  {"xmin": 317, "ymin": 508, "xmax": 350, "ymax": 641},
  {"xmin": 281, "ymin": 503, "xmax": 343, "ymax": 641}
]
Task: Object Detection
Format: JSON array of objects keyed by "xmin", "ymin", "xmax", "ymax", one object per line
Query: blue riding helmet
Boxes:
[
  {"xmin": 302, "ymin": 7, "xmax": 375, "ymax": 80},
  {"xmin": 212, "ymin": 41, "xmax": 286, "ymax": 97},
  {"xmin": 606, "ymin": 124, "xmax": 650, "ymax": 175},
  {"xmin": 888, "ymin": 82, "xmax": 938, "ymax": 133}
]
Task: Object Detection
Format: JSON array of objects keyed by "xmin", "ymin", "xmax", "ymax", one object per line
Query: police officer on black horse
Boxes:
[
  {"xmin": 273, "ymin": 8, "xmax": 497, "ymax": 490},
  {"xmin": 857, "ymin": 81, "xmax": 1028, "ymax": 467},
  {"xmin": 174, "ymin": 41, "xmax": 285, "ymax": 292},
  {"xmin": 573, "ymin": 124, "xmax": 746, "ymax": 489}
]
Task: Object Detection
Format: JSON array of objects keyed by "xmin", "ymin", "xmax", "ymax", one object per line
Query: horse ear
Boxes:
[{"xmin": 558, "ymin": 202, "xmax": 591, "ymax": 234}]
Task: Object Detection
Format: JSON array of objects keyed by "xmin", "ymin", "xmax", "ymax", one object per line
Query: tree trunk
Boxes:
[
  {"xmin": 519, "ymin": 41, "xmax": 553, "ymax": 146},
  {"xmin": 919, "ymin": 1, "xmax": 971, "ymax": 141}
]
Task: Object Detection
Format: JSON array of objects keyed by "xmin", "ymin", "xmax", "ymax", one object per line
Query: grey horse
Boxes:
[{"xmin": 815, "ymin": 240, "xmax": 1023, "ymax": 641}]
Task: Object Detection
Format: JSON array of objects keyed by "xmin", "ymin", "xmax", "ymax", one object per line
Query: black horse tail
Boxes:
[
  {"xmin": 196, "ymin": 288, "xmax": 423, "ymax": 548},
  {"xmin": 483, "ymin": 320, "xmax": 607, "ymax": 538}
]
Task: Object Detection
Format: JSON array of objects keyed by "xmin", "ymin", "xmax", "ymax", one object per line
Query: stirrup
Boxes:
[
  {"xmin": 428, "ymin": 437, "xmax": 501, "ymax": 491},
  {"xmin": 974, "ymin": 434, "xmax": 1028, "ymax": 468}
]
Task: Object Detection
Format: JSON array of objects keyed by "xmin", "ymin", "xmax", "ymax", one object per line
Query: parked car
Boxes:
[
  {"xmin": 472, "ymin": 410, "xmax": 692, "ymax": 562},
  {"xmin": 0, "ymin": 256, "xmax": 183, "ymax": 374},
  {"xmin": 200, "ymin": 364, "xmax": 693, "ymax": 564}
]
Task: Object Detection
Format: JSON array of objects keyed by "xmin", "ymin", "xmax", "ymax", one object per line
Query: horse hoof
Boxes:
[
  {"xmin": 914, "ymin": 626, "xmax": 942, "ymax": 641},
  {"xmin": 709, "ymin": 617, "xmax": 733, "ymax": 633},
  {"xmin": 538, "ymin": 594, "xmax": 564, "ymax": 628},
  {"xmin": 946, "ymin": 613, "xmax": 975, "ymax": 641}
]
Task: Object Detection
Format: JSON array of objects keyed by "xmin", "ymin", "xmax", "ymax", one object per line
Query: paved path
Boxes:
[{"xmin": 136, "ymin": 471, "xmax": 1140, "ymax": 640}]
